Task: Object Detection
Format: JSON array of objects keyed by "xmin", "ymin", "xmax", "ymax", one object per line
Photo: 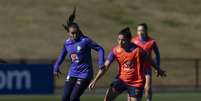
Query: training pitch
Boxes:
[{"xmin": 0, "ymin": 93, "xmax": 201, "ymax": 101}]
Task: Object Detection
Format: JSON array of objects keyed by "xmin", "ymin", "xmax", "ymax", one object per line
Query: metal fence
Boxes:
[{"xmin": 152, "ymin": 58, "xmax": 201, "ymax": 92}]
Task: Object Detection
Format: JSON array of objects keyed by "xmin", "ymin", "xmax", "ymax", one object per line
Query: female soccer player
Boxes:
[
  {"xmin": 132, "ymin": 23, "xmax": 166, "ymax": 101},
  {"xmin": 89, "ymin": 27, "xmax": 161, "ymax": 101},
  {"xmin": 54, "ymin": 8, "xmax": 105, "ymax": 101}
]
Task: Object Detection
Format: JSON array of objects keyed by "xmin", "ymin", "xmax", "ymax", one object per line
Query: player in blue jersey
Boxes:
[{"xmin": 53, "ymin": 8, "xmax": 105, "ymax": 101}]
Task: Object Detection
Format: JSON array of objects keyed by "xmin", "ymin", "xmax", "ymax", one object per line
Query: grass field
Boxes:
[
  {"xmin": 0, "ymin": 93, "xmax": 201, "ymax": 101},
  {"xmin": 0, "ymin": 0, "xmax": 201, "ymax": 59},
  {"xmin": 0, "ymin": 0, "xmax": 201, "ymax": 96}
]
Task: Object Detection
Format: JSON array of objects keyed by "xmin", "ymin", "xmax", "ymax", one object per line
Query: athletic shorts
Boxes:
[{"xmin": 110, "ymin": 78, "xmax": 144, "ymax": 98}]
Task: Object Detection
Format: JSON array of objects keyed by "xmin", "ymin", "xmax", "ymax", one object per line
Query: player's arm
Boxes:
[
  {"xmin": 152, "ymin": 42, "xmax": 166, "ymax": 77},
  {"xmin": 88, "ymin": 51, "xmax": 115, "ymax": 90},
  {"xmin": 150, "ymin": 60, "xmax": 166, "ymax": 77},
  {"xmin": 153, "ymin": 42, "xmax": 160, "ymax": 69},
  {"xmin": 141, "ymin": 49, "xmax": 166, "ymax": 77},
  {"xmin": 53, "ymin": 44, "xmax": 67, "ymax": 78},
  {"xmin": 87, "ymin": 38, "xmax": 105, "ymax": 69}
]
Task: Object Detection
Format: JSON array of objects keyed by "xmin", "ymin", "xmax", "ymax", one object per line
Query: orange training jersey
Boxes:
[
  {"xmin": 112, "ymin": 45, "xmax": 145, "ymax": 87},
  {"xmin": 132, "ymin": 36, "xmax": 156, "ymax": 68}
]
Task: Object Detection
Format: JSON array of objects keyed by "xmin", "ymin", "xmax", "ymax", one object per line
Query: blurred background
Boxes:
[{"xmin": 0, "ymin": 0, "xmax": 201, "ymax": 101}]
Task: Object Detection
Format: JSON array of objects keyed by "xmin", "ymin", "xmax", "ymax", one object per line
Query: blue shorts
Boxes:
[
  {"xmin": 110, "ymin": 78, "xmax": 144, "ymax": 98},
  {"xmin": 61, "ymin": 76, "xmax": 91, "ymax": 101}
]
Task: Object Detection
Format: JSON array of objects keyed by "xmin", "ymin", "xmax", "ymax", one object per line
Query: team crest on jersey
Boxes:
[
  {"xmin": 77, "ymin": 46, "xmax": 81, "ymax": 52},
  {"xmin": 70, "ymin": 54, "xmax": 79, "ymax": 62}
]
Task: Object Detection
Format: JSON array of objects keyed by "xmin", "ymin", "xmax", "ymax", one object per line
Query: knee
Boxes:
[{"xmin": 144, "ymin": 85, "xmax": 151, "ymax": 92}]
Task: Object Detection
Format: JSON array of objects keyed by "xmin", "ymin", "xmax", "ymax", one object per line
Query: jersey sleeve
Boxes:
[
  {"xmin": 53, "ymin": 43, "xmax": 67, "ymax": 72},
  {"xmin": 107, "ymin": 50, "xmax": 115, "ymax": 64},
  {"xmin": 86, "ymin": 38, "xmax": 105, "ymax": 69}
]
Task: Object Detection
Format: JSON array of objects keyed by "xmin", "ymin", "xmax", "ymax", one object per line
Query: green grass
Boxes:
[{"xmin": 0, "ymin": 93, "xmax": 201, "ymax": 101}]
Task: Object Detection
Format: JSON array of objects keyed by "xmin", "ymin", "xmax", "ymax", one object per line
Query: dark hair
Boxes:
[
  {"xmin": 118, "ymin": 27, "xmax": 132, "ymax": 40},
  {"xmin": 138, "ymin": 23, "xmax": 148, "ymax": 32},
  {"xmin": 63, "ymin": 22, "xmax": 80, "ymax": 32},
  {"xmin": 63, "ymin": 7, "xmax": 80, "ymax": 32},
  {"xmin": 62, "ymin": 7, "xmax": 84, "ymax": 35}
]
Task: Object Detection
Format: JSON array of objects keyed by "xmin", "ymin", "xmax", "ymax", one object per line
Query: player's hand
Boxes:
[
  {"xmin": 156, "ymin": 69, "xmax": 166, "ymax": 77},
  {"xmin": 88, "ymin": 80, "xmax": 97, "ymax": 91},
  {"xmin": 54, "ymin": 70, "xmax": 62, "ymax": 79}
]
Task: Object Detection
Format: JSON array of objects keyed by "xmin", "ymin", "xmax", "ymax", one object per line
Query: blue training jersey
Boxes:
[{"xmin": 54, "ymin": 35, "xmax": 105, "ymax": 79}]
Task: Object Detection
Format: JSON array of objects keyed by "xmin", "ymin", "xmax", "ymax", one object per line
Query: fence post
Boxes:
[{"xmin": 195, "ymin": 59, "xmax": 199, "ymax": 89}]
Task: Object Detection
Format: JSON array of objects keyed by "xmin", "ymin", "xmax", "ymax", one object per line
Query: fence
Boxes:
[
  {"xmin": 2, "ymin": 58, "xmax": 201, "ymax": 93},
  {"xmin": 152, "ymin": 58, "xmax": 201, "ymax": 92}
]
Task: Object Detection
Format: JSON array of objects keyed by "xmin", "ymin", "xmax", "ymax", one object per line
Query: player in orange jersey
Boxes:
[
  {"xmin": 89, "ymin": 27, "xmax": 163, "ymax": 101},
  {"xmin": 131, "ymin": 23, "xmax": 166, "ymax": 101}
]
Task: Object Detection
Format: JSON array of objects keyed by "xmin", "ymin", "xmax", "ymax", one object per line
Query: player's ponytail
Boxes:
[
  {"xmin": 67, "ymin": 7, "xmax": 76, "ymax": 26},
  {"xmin": 119, "ymin": 27, "xmax": 132, "ymax": 40},
  {"xmin": 63, "ymin": 7, "xmax": 80, "ymax": 32}
]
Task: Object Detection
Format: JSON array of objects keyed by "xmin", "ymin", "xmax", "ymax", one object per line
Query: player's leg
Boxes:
[
  {"xmin": 144, "ymin": 68, "xmax": 152, "ymax": 101},
  {"xmin": 128, "ymin": 94, "xmax": 131, "ymax": 101},
  {"xmin": 69, "ymin": 78, "xmax": 91, "ymax": 101},
  {"xmin": 104, "ymin": 78, "xmax": 126, "ymax": 101},
  {"xmin": 129, "ymin": 96, "xmax": 141, "ymax": 101},
  {"xmin": 61, "ymin": 76, "xmax": 77, "ymax": 101},
  {"xmin": 128, "ymin": 86, "xmax": 144, "ymax": 101},
  {"xmin": 128, "ymin": 69, "xmax": 152, "ymax": 101},
  {"xmin": 104, "ymin": 87, "xmax": 121, "ymax": 101}
]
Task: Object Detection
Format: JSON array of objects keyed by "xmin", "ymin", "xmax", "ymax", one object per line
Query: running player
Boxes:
[
  {"xmin": 132, "ymin": 23, "xmax": 166, "ymax": 101},
  {"xmin": 53, "ymin": 8, "xmax": 105, "ymax": 101},
  {"xmin": 89, "ymin": 27, "xmax": 160, "ymax": 101}
]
